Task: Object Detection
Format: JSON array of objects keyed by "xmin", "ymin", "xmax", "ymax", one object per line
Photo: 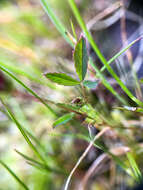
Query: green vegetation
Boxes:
[{"xmin": 0, "ymin": 0, "xmax": 143, "ymax": 189}]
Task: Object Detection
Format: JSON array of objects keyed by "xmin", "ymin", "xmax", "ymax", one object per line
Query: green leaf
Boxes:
[
  {"xmin": 83, "ymin": 80, "xmax": 98, "ymax": 89},
  {"xmin": 74, "ymin": 36, "xmax": 88, "ymax": 81},
  {"xmin": 45, "ymin": 73, "xmax": 80, "ymax": 86},
  {"xmin": 53, "ymin": 113, "xmax": 75, "ymax": 128}
]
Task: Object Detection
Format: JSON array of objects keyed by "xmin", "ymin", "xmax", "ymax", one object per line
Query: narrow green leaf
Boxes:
[
  {"xmin": 0, "ymin": 64, "xmax": 56, "ymax": 116},
  {"xmin": 0, "ymin": 160, "xmax": 29, "ymax": 190},
  {"xmin": 89, "ymin": 58, "xmax": 127, "ymax": 105},
  {"xmin": 0, "ymin": 98, "xmax": 47, "ymax": 165},
  {"xmin": 83, "ymin": 80, "xmax": 98, "ymax": 89},
  {"xmin": 115, "ymin": 106, "xmax": 143, "ymax": 113},
  {"xmin": 16, "ymin": 150, "xmax": 63, "ymax": 174},
  {"xmin": 45, "ymin": 73, "xmax": 80, "ymax": 86},
  {"xmin": 40, "ymin": 0, "xmax": 74, "ymax": 47},
  {"xmin": 70, "ymin": 20, "xmax": 77, "ymax": 40},
  {"xmin": 127, "ymin": 152, "xmax": 142, "ymax": 182},
  {"xmin": 101, "ymin": 35, "xmax": 143, "ymax": 72},
  {"xmin": 15, "ymin": 150, "xmax": 44, "ymax": 168},
  {"xmin": 0, "ymin": 59, "xmax": 55, "ymax": 89},
  {"xmin": 53, "ymin": 113, "xmax": 75, "ymax": 128},
  {"xmin": 74, "ymin": 36, "xmax": 88, "ymax": 81},
  {"xmin": 27, "ymin": 162, "xmax": 50, "ymax": 173},
  {"xmin": 140, "ymin": 78, "xmax": 143, "ymax": 83},
  {"xmin": 25, "ymin": 129, "xmax": 46, "ymax": 152},
  {"xmin": 15, "ymin": 150, "xmax": 52, "ymax": 172}
]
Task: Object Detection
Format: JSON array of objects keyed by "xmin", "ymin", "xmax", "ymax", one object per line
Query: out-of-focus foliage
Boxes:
[{"xmin": 0, "ymin": 0, "xmax": 81, "ymax": 189}]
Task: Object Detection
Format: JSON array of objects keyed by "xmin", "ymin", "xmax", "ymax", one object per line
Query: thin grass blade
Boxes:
[
  {"xmin": 101, "ymin": 35, "xmax": 143, "ymax": 72},
  {"xmin": 89, "ymin": 58, "xmax": 127, "ymax": 105},
  {"xmin": 40, "ymin": 0, "xmax": 74, "ymax": 47},
  {"xmin": 0, "ymin": 60, "xmax": 55, "ymax": 89},
  {"xmin": 127, "ymin": 152, "xmax": 142, "ymax": 182},
  {"xmin": 70, "ymin": 20, "xmax": 77, "ymax": 40},
  {"xmin": 15, "ymin": 150, "xmax": 52, "ymax": 171},
  {"xmin": 0, "ymin": 160, "xmax": 29, "ymax": 190},
  {"xmin": 0, "ymin": 64, "xmax": 56, "ymax": 116},
  {"xmin": 0, "ymin": 98, "xmax": 47, "ymax": 165}
]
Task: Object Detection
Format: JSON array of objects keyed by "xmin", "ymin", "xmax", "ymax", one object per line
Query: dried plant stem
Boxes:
[
  {"xmin": 64, "ymin": 127, "xmax": 110, "ymax": 190},
  {"xmin": 79, "ymin": 153, "xmax": 108, "ymax": 190},
  {"xmin": 87, "ymin": 1, "xmax": 122, "ymax": 30}
]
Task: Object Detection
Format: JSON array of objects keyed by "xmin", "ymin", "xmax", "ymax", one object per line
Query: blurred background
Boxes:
[{"xmin": 0, "ymin": 0, "xmax": 143, "ymax": 190}]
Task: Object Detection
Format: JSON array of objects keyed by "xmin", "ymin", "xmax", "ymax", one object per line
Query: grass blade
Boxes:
[
  {"xmin": 70, "ymin": 20, "xmax": 77, "ymax": 40},
  {"xmin": 25, "ymin": 129, "xmax": 46, "ymax": 152},
  {"xmin": 15, "ymin": 150, "xmax": 51, "ymax": 171},
  {"xmin": 1, "ymin": 100, "xmax": 46, "ymax": 152},
  {"xmin": 0, "ymin": 64, "xmax": 56, "ymax": 116},
  {"xmin": 0, "ymin": 98, "xmax": 47, "ymax": 165},
  {"xmin": 127, "ymin": 152, "xmax": 142, "ymax": 182},
  {"xmin": 89, "ymin": 58, "xmax": 127, "ymax": 105},
  {"xmin": 40, "ymin": 0, "xmax": 74, "ymax": 47},
  {"xmin": 101, "ymin": 35, "xmax": 143, "ymax": 72},
  {"xmin": 15, "ymin": 150, "xmax": 44, "ymax": 166},
  {"xmin": 0, "ymin": 160, "xmax": 29, "ymax": 190},
  {"xmin": 0, "ymin": 60, "xmax": 56, "ymax": 89},
  {"xmin": 15, "ymin": 150, "xmax": 64, "ymax": 174},
  {"xmin": 115, "ymin": 106, "xmax": 143, "ymax": 113}
]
